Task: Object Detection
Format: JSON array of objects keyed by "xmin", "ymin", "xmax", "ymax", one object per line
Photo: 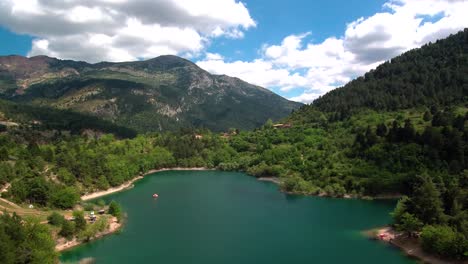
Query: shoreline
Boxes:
[
  {"xmin": 367, "ymin": 226, "xmax": 464, "ymax": 264},
  {"xmin": 56, "ymin": 216, "xmax": 122, "ymax": 252},
  {"xmin": 81, "ymin": 167, "xmax": 214, "ymax": 201},
  {"xmin": 257, "ymin": 177, "xmax": 282, "ymax": 184}
]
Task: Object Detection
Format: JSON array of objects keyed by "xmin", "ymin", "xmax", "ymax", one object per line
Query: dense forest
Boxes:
[
  {"xmin": 313, "ymin": 29, "xmax": 468, "ymax": 117},
  {"xmin": 0, "ymin": 99, "xmax": 136, "ymax": 138},
  {"xmin": 1, "ymin": 30, "xmax": 468, "ymax": 261},
  {"xmin": 0, "ymin": 213, "xmax": 57, "ymax": 263}
]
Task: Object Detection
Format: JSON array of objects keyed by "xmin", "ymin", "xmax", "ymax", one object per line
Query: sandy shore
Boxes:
[
  {"xmin": 370, "ymin": 226, "xmax": 464, "ymax": 264},
  {"xmin": 257, "ymin": 177, "xmax": 282, "ymax": 184},
  {"xmin": 56, "ymin": 216, "xmax": 121, "ymax": 252},
  {"xmin": 81, "ymin": 167, "xmax": 213, "ymax": 201}
]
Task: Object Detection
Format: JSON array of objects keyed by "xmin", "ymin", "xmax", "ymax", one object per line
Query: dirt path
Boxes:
[{"xmin": 0, "ymin": 197, "xmax": 22, "ymax": 209}]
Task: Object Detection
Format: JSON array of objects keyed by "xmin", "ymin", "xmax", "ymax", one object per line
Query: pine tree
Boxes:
[{"xmin": 411, "ymin": 175, "xmax": 445, "ymax": 225}]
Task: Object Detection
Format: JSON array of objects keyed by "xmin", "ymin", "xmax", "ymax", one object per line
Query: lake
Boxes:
[{"xmin": 61, "ymin": 170, "xmax": 415, "ymax": 264}]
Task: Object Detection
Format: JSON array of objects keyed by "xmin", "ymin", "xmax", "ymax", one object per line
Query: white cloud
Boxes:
[
  {"xmin": 0, "ymin": 0, "xmax": 255, "ymax": 62},
  {"xmin": 198, "ymin": 0, "xmax": 468, "ymax": 103},
  {"xmin": 205, "ymin": 52, "xmax": 224, "ymax": 60},
  {"xmin": 289, "ymin": 92, "xmax": 323, "ymax": 104},
  {"xmin": 197, "ymin": 58, "xmax": 310, "ymax": 90}
]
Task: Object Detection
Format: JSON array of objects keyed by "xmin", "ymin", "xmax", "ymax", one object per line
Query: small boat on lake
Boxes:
[{"xmin": 152, "ymin": 193, "xmax": 159, "ymax": 198}]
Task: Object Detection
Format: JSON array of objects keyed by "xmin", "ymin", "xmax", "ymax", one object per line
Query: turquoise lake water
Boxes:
[{"xmin": 61, "ymin": 170, "xmax": 415, "ymax": 264}]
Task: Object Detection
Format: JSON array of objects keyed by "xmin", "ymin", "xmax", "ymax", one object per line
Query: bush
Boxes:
[{"xmin": 47, "ymin": 212, "xmax": 65, "ymax": 226}]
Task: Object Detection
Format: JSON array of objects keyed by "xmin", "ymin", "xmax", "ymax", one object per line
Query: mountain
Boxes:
[
  {"xmin": 0, "ymin": 55, "xmax": 301, "ymax": 132},
  {"xmin": 311, "ymin": 29, "xmax": 468, "ymax": 117}
]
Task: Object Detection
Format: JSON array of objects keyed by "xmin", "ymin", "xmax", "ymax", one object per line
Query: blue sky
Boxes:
[
  {"xmin": 0, "ymin": 0, "xmax": 466, "ymax": 102},
  {"xmin": 0, "ymin": 26, "xmax": 33, "ymax": 56},
  {"xmin": 208, "ymin": 0, "xmax": 386, "ymax": 61}
]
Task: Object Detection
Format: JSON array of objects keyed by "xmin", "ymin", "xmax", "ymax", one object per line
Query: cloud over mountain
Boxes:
[{"xmin": 0, "ymin": 0, "xmax": 255, "ymax": 62}]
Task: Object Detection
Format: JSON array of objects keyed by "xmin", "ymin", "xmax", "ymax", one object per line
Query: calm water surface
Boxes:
[{"xmin": 61, "ymin": 171, "xmax": 415, "ymax": 264}]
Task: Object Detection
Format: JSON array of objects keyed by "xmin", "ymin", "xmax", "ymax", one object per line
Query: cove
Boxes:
[{"xmin": 61, "ymin": 170, "xmax": 415, "ymax": 264}]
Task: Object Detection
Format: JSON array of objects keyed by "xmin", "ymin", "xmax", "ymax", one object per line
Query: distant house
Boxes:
[
  {"xmin": 194, "ymin": 134, "xmax": 203, "ymax": 139},
  {"xmin": 273, "ymin": 123, "xmax": 292, "ymax": 129}
]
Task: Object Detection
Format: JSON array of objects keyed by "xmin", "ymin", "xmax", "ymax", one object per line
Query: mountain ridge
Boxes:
[{"xmin": 0, "ymin": 54, "xmax": 302, "ymax": 132}]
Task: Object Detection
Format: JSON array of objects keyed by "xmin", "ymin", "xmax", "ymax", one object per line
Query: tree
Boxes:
[
  {"xmin": 108, "ymin": 201, "xmax": 122, "ymax": 222},
  {"xmin": 264, "ymin": 119, "xmax": 273, "ymax": 129},
  {"xmin": 0, "ymin": 223, "xmax": 15, "ymax": 264},
  {"xmin": 401, "ymin": 119, "xmax": 415, "ymax": 141},
  {"xmin": 73, "ymin": 211, "xmax": 86, "ymax": 231},
  {"xmin": 395, "ymin": 212, "xmax": 423, "ymax": 237},
  {"xmin": 365, "ymin": 126, "xmax": 378, "ymax": 146},
  {"xmin": 56, "ymin": 168, "xmax": 76, "ymax": 186},
  {"xmin": 423, "ymin": 111, "xmax": 432, "ymax": 122},
  {"xmin": 391, "ymin": 196, "xmax": 410, "ymax": 224},
  {"xmin": 0, "ymin": 147, "xmax": 8, "ymax": 161},
  {"xmin": 21, "ymin": 219, "xmax": 58, "ymax": 263},
  {"xmin": 376, "ymin": 123, "xmax": 388, "ymax": 137},
  {"xmin": 421, "ymin": 225, "xmax": 468, "ymax": 259},
  {"xmin": 411, "ymin": 175, "xmax": 445, "ymax": 225},
  {"xmin": 59, "ymin": 220, "xmax": 75, "ymax": 240},
  {"xmin": 0, "ymin": 213, "xmax": 57, "ymax": 263},
  {"xmin": 47, "ymin": 212, "xmax": 64, "ymax": 226},
  {"xmin": 50, "ymin": 187, "xmax": 79, "ymax": 209}
]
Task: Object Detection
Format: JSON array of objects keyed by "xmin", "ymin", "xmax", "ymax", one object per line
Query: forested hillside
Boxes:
[
  {"xmin": 0, "ymin": 99, "xmax": 136, "ymax": 138},
  {"xmin": 313, "ymin": 29, "xmax": 468, "ymax": 117}
]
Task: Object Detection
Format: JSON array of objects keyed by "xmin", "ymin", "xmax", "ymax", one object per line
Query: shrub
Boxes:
[{"xmin": 47, "ymin": 212, "xmax": 65, "ymax": 226}]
